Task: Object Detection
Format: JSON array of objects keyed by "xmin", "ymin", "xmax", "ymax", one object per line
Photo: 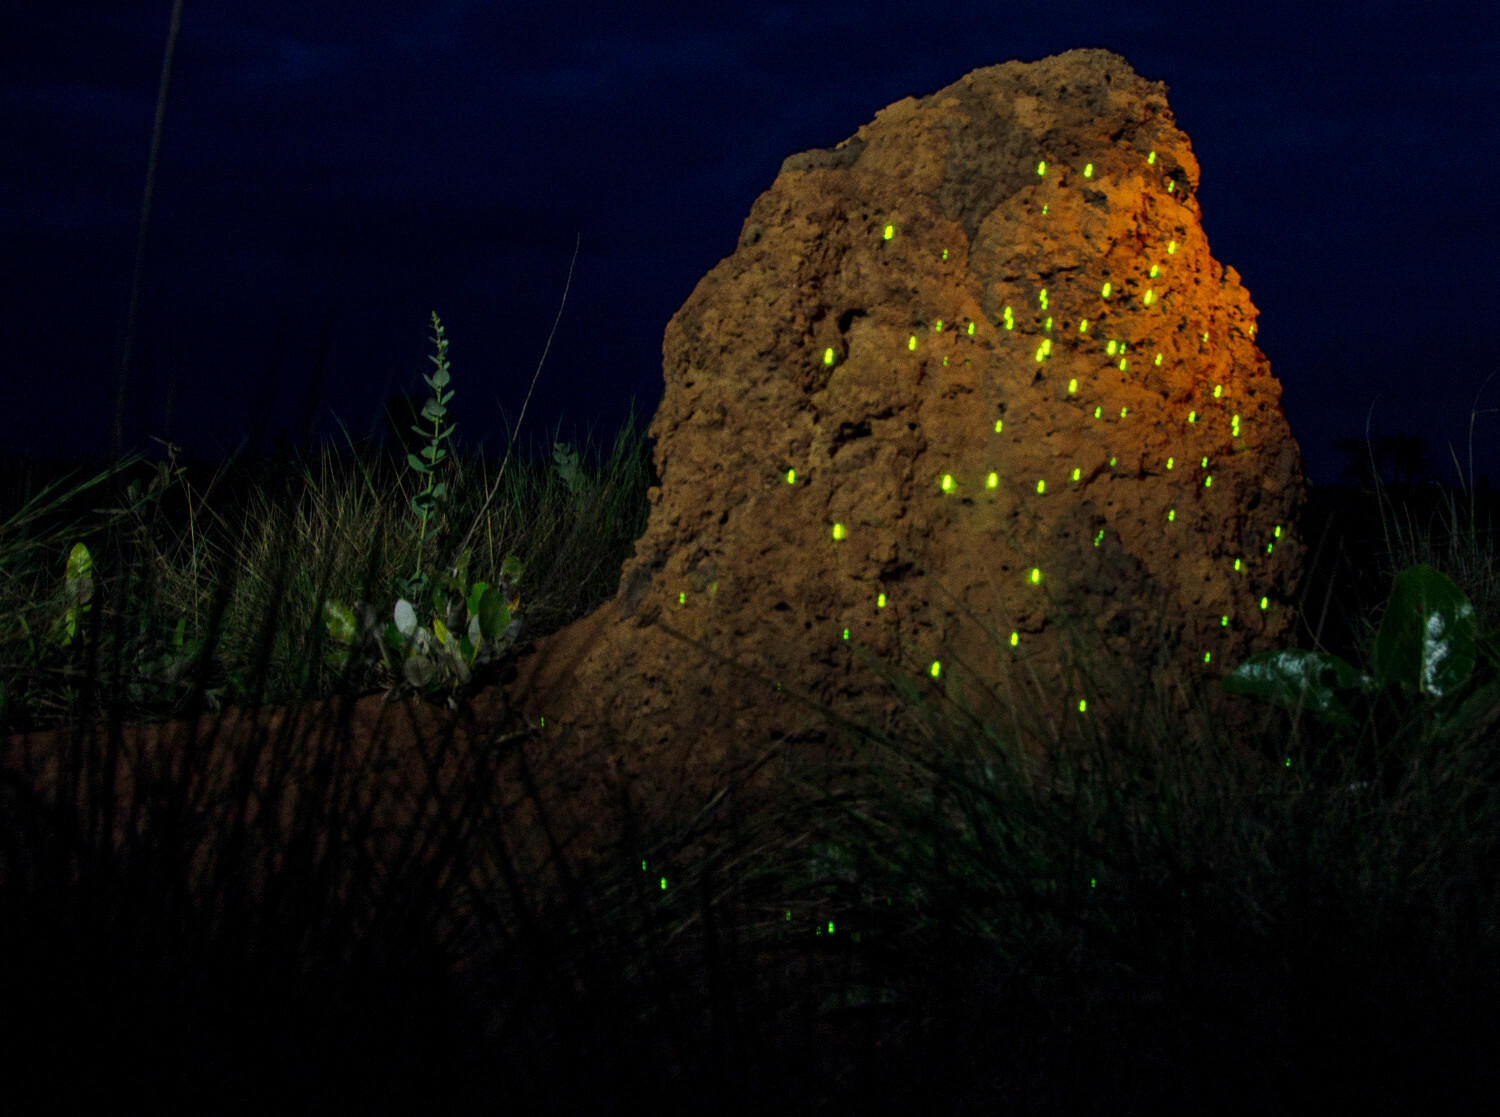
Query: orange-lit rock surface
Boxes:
[{"xmin": 503, "ymin": 48, "xmax": 1307, "ymax": 875}]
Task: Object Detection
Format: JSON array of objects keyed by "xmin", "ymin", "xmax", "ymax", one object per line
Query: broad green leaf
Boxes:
[
  {"xmin": 467, "ymin": 581, "xmax": 489, "ymax": 618},
  {"xmin": 65, "ymin": 542, "xmax": 92, "ymax": 585},
  {"xmin": 1219, "ymin": 648, "xmax": 1372, "ymax": 736},
  {"xmin": 323, "ymin": 599, "xmax": 356, "ymax": 643},
  {"xmin": 476, "ymin": 585, "xmax": 510, "ymax": 642},
  {"xmin": 1373, "ymin": 564, "xmax": 1477, "ymax": 699}
]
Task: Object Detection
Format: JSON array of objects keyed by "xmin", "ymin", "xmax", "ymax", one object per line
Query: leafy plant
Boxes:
[
  {"xmin": 321, "ymin": 313, "xmax": 527, "ymax": 704},
  {"xmin": 3, "ymin": 442, "xmax": 228, "ymax": 720},
  {"xmin": 1221, "ymin": 562, "xmax": 1500, "ymax": 766}
]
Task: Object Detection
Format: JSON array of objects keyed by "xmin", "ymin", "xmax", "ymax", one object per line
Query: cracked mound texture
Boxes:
[{"xmin": 502, "ymin": 48, "xmax": 1308, "ymax": 883}]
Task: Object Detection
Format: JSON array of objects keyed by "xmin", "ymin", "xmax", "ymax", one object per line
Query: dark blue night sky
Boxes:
[{"xmin": 4, "ymin": 0, "xmax": 1498, "ymax": 487}]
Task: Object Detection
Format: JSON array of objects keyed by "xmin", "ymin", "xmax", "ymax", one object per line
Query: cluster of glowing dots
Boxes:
[{"xmin": 778, "ymin": 152, "xmax": 1274, "ymax": 694}]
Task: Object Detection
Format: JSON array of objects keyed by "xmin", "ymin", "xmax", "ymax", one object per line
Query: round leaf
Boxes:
[{"xmin": 1374, "ymin": 564, "xmax": 1478, "ymax": 699}]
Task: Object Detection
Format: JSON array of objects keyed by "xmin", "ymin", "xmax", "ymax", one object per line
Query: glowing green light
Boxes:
[
  {"xmin": 1168, "ymin": 509, "xmax": 1175, "ymax": 522},
  {"xmin": 1010, "ymin": 631, "xmax": 1019, "ymax": 646},
  {"xmin": 1078, "ymin": 699, "xmax": 1087, "ymax": 713},
  {"xmin": 1101, "ymin": 282, "xmax": 1112, "ymax": 298},
  {"xmin": 1119, "ymin": 358, "xmax": 1128, "ymax": 371},
  {"xmin": 908, "ymin": 335, "xmax": 917, "ymax": 351},
  {"xmin": 1221, "ymin": 615, "xmax": 1229, "ymax": 626},
  {"xmin": 842, "ymin": 628, "xmax": 849, "ymax": 640},
  {"xmin": 1120, "ymin": 407, "xmax": 1128, "ymax": 419},
  {"xmin": 1234, "ymin": 558, "xmax": 1242, "ymax": 571},
  {"xmin": 1106, "ymin": 340, "xmax": 1117, "ymax": 356},
  {"xmin": 1201, "ymin": 456, "xmax": 1209, "ymax": 468},
  {"xmin": 679, "ymin": 591, "xmax": 686, "ymax": 604},
  {"xmin": 1044, "ymin": 316, "xmax": 1052, "ymax": 331},
  {"xmin": 1166, "ymin": 457, "xmax": 1174, "ymax": 470},
  {"xmin": 1154, "ymin": 353, "xmax": 1162, "ymax": 366},
  {"xmin": 995, "ymin": 418, "xmax": 1003, "ymax": 432},
  {"xmin": 1036, "ymin": 479, "xmax": 1046, "ymax": 494},
  {"xmin": 1167, "ymin": 179, "xmax": 1175, "ymax": 193},
  {"xmin": 1071, "ymin": 467, "xmax": 1081, "ymax": 481},
  {"xmin": 1188, "ymin": 411, "xmax": 1196, "ymax": 423},
  {"xmin": 823, "ymin": 347, "xmax": 835, "ymax": 366},
  {"xmin": 1143, "ymin": 290, "xmax": 1155, "ymax": 307},
  {"xmin": 1035, "ymin": 346, "xmax": 1046, "ymax": 363},
  {"xmin": 935, "ymin": 319, "xmax": 944, "ymax": 331},
  {"xmin": 1109, "ymin": 456, "xmax": 1117, "ymax": 467},
  {"xmin": 1084, "ymin": 162, "xmax": 1093, "ymax": 177},
  {"xmin": 1213, "ymin": 384, "xmax": 1222, "ymax": 398},
  {"xmin": 968, "ymin": 321, "xmax": 975, "ymax": 335},
  {"xmin": 884, "ymin": 224, "xmax": 894, "ymax": 240},
  {"xmin": 1149, "ymin": 264, "xmax": 1159, "ymax": 278},
  {"xmin": 1068, "ymin": 378, "xmax": 1078, "ymax": 394},
  {"xmin": 786, "ymin": 468, "xmax": 796, "ymax": 483},
  {"xmin": 1039, "ymin": 289, "xmax": 1049, "ymax": 309},
  {"xmin": 1003, "ymin": 307, "xmax": 1014, "ymax": 329},
  {"xmin": 1094, "ymin": 406, "xmax": 1102, "ymax": 419},
  {"xmin": 1037, "ymin": 160, "xmax": 1046, "ymax": 175},
  {"xmin": 1149, "ymin": 151, "xmax": 1157, "ymax": 164},
  {"xmin": 1260, "ymin": 596, "xmax": 1269, "ymax": 610},
  {"xmin": 1204, "ymin": 652, "xmax": 1211, "ymax": 664},
  {"xmin": 1094, "ymin": 530, "xmax": 1104, "ymax": 546},
  {"xmin": 1042, "ymin": 203, "xmax": 1048, "ymax": 216},
  {"xmin": 878, "ymin": 593, "xmax": 886, "ymax": 608},
  {"xmin": 1267, "ymin": 543, "xmax": 1274, "ymax": 555},
  {"xmin": 1167, "ymin": 239, "xmax": 1176, "ymax": 253},
  {"xmin": 1203, "ymin": 332, "xmax": 1209, "ymax": 343},
  {"xmin": 987, "ymin": 472, "xmax": 998, "ymax": 488},
  {"xmin": 942, "ymin": 249, "xmax": 948, "ymax": 261},
  {"xmin": 1030, "ymin": 567, "xmax": 1042, "ymax": 584},
  {"xmin": 930, "ymin": 661, "xmax": 942, "ymax": 678},
  {"xmin": 1204, "ymin": 476, "xmax": 1212, "ymax": 487},
  {"xmin": 1274, "ymin": 525, "xmax": 1282, "ymax": 538},
  {"xmin": 832, "ymin": 523, "xmax": 846, "ymax": 540},
  {"xmin": 941, "ymin": 474, "xmax": 954, "ymax": 492},
  {"xmin": 1080, "ymin": 319, "xmax": 1089, "ymax": 333}
]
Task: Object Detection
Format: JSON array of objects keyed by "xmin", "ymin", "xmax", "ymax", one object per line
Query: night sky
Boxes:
[{"xmin": 4, "ymin": 0, "xmax": 1499, "ymax": 488}]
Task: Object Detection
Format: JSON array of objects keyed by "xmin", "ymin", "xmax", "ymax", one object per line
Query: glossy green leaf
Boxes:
[
  {"xmin": 476, "ymin": 585, "xmax": 509, "ymax": 642},
  {"xmin": 1373, "ymin": 564, "xmax": 1477, "ymax": 699},
  {"xmin": 1219, "ymin": 648, "xmax": 1375, "ymax": 736}
]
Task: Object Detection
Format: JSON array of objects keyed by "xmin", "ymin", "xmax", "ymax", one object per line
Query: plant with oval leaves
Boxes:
[
  {"xmin": 1221, "ymin": 562, "xmax": 1500, "ymax": 784},
  {"xmin": 3, "ymin": 444, "xmax": 229, "ymax": 721},
  {"xmin": 320, "ymin": 312, "xmax": 528, "ymax": 705}
]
